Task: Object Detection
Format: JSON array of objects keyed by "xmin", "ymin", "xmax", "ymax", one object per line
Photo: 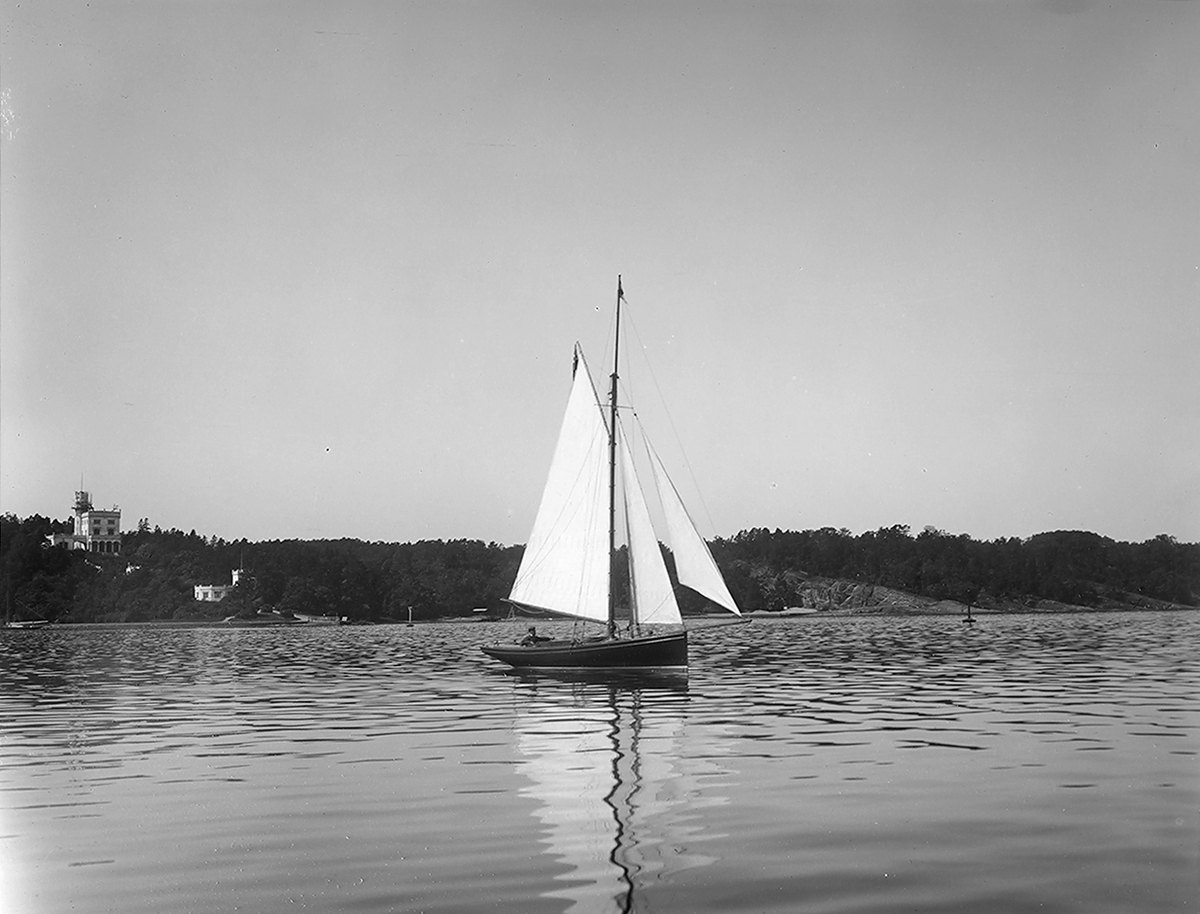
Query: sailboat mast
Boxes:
[{"xmin": 607, "ymin": 275, "xmax": 623, "ymax": 638}]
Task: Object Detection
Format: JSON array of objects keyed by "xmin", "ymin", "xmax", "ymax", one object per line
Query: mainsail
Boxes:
[{"xmin": 508, "ymin": 352, "xmax": 610, "ymax": 622}]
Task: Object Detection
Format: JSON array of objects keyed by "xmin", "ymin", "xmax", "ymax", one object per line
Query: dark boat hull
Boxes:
[{"xmin": 482, "ymin": 630, "xmax": 687, "ymax": 668}]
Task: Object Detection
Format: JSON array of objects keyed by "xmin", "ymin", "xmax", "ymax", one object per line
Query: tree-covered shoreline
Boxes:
[{"xmin": 1, "ymin": 514, "xmax": 1196, "ymax": 624}]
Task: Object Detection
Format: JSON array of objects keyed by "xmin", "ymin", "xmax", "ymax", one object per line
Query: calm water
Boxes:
[{"xmin": 1, "ymin": 612, "xmax": 1196, "ymax": 914}]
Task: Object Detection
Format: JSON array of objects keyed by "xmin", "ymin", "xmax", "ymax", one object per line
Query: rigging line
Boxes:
[{"xmin": 622, "ymin": 307, "xmax": 722, "ymax": 539}]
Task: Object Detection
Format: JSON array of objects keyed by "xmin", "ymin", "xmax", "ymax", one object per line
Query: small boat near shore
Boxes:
[
  {"xmin": 291, "ymin": 612, "xmax": 342, "ymax": 625},
  {"xmin": 4, "ymin": 619, "xmax": 50, "ymax": 630}
]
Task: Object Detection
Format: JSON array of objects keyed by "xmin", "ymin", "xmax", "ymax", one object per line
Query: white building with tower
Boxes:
[
  {"xmin": 195, "ymin": 568, "xmax": 245, "ymax": 602},
  {"xmin": 46, "ymin": 490, "xmax": 122, "ymax": 554}
]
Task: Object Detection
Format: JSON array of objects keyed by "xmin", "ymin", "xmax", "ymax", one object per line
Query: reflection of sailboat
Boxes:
[
  {"xmin": 513, "ymin": 679, "xmax": 727, "ymax": 912},
  {"xmin": 483, "ymin": 278, "xmax": 740, "ymax": 670}
]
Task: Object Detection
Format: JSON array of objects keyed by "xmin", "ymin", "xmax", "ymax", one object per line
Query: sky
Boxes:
[{"xmin": 2, "ymin": 1, "xmax": 1197, "ymax": 546}]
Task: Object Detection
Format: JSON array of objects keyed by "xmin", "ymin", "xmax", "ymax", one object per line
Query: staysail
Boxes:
[
  {"xmin": 647, "ymin": 439, "xmax": 741, "ymax": 615},
  {"xmin": 508, "ymin": 351, "xmax": 610, "ymax": 622},
  {"xmin": 618, "ymin": 424, "xmax": 683, "ymax": 625}
]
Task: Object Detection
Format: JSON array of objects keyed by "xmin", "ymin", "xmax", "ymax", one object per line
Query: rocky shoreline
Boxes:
[{"xmin": 749, "ymin": 575, "xmax": 1196, "ymax": 616}]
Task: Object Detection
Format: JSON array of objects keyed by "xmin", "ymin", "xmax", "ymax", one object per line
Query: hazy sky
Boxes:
[{"xmin": 2, "ymin": 1, "xmax": 1197, "ymax": 545}]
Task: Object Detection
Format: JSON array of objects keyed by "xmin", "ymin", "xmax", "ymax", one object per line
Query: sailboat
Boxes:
[
  {"xmin": 3, "ymin": 593, "xmax": 49, "ymax": 630},
  {"xmin": 482, "ymin": 278, "xmax": 740, "ymax": 669}
]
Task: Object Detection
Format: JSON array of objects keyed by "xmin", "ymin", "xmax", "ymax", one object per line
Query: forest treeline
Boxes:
[{"xmin": 1, "ymin": 514, "xmax": 1196, "ymax": 623}]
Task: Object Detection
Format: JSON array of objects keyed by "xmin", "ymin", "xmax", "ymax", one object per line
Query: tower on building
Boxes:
[{"xmin": 48, "ymin": 489, "xmax": 122, "ymax": 553}]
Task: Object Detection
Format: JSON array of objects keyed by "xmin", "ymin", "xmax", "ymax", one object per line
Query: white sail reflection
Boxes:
[
  {"xmin": 514, "ymin": 684, "xmax": 730, "ymax": 913},
  {"xmin": 516, "ymin": 701, "xmax": 625, "ymax": 912}
]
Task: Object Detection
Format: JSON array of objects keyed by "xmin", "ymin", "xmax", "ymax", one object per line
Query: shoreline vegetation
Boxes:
[
  {"xmin": 2, "ymin": 515, "xmax": 1196, "ymax": 625},
  {"xmin": 37, "ymin": 596, "xmax": 1200, "ymax": 628}
]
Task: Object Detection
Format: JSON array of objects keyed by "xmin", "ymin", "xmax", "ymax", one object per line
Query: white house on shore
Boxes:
[{"xmin": 195, "ymin": 568, "xmax": 245, "ymax": 602}]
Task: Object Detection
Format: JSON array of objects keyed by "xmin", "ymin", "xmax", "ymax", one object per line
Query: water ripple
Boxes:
[{"xmin": 1, "ymin": 611, "xmax": 1196, "ymax": 914}]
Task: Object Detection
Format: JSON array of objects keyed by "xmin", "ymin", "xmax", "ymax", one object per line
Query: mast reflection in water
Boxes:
[{"xmin": 512, "ymin": 674, "xmax": 728, "ymax": 913}]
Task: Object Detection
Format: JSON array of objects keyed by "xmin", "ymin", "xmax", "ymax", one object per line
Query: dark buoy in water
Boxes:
[{"xmin": 963, "ymin": 602, "xmax": 976, "ymax": 624}]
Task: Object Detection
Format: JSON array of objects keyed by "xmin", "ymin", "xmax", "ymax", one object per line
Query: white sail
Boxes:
[
  {"xmin": 618, "ymin": 425, "xmax": 683, "ymax": 626},
  {"xmin": 509, "ymin": 355, "xmax": 610, "ymax": 622},
  {"xmin": 647, "ymin": 440, "xmax": 740, "ymax": 615}
]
